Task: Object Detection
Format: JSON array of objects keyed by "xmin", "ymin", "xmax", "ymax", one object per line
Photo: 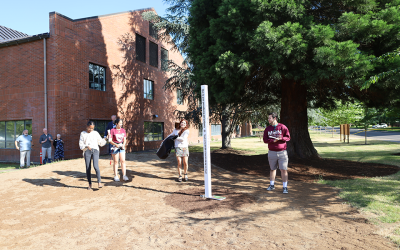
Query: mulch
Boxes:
[{"xmin": 191, "ymin": 148, "xmax": 399, "ymax": 183}]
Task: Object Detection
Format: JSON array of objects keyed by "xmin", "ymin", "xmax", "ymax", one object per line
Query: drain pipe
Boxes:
[{"xmin": 44, "ymin": 38, "xmax": 47, "ymax": 129}]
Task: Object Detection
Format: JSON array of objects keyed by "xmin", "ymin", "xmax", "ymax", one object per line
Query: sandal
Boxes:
[
  {"xmin": 184, "ymin": 174, "xmax": 188, "ymax": 182},
  {"xmin": 178, "ymin": 176, "xmax": 182, "ymax": 182}
]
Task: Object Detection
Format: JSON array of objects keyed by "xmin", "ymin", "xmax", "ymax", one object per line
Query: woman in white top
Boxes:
[
  {"xmin": 79, "ymin": 121, "xmax": 107, "ymax": 190},
  {"xmin": 168, "ymin": 119, "xmax": 190, "ymax": 182}
]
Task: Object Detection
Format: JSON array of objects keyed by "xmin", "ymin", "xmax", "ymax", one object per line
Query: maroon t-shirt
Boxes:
[
  {"xmin": 110, "ymin": 128, "xmax": 126, "ymax": 144},
  {"xmin": 263, "ymin": 123, "xmax": 290, "ymax": 151}
]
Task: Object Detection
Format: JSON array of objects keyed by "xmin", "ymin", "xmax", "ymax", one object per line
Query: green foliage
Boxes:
[
  {"xmin": 188, "ymin": 0, "xmax": 400, "ymax": 110},
  {"xmin": 317, "ymin": 101, "xmax": 364, "ymax": 127},
  {"xmin": 361, "ymin": 49, "xmax": 400, "ymax": 89}
]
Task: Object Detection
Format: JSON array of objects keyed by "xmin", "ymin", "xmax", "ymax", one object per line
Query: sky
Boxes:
[{"xmin": 0, "ymin": 0, "xmax": 169, "ymax": 35}]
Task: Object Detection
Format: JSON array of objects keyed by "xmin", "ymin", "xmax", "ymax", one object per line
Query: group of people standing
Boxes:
[
  {"xmin": 80, "ymin": 116, "xmax": 191, "ymax": 190},
  {"xmin": 15, "ymin": 112, "xmax": 290, "ymax": 194},
  {"xmin": 15, "ymin": 128, "xmax": 65, "ymax": 169},
  {"xmin": 79, "ymin": 116, "xmax": 129, "ymax": 190}
]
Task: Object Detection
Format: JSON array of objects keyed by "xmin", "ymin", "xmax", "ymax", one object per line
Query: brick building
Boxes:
[{"xmin": 0, "ymin": 9, "xmax": 252, "ymax": 163}]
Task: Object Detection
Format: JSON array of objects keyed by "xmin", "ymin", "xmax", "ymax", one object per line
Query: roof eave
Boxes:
[{"xmin": 0, "ymin": 33, "xmax": 50, "ymax": 48}]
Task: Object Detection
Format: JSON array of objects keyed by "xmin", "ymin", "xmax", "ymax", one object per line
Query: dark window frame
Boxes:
[
  {"xmin": 211, "ymin": 124, "xmax": 221, "ymax": 136},
  {"xmin": 149, "ymin": 41, "xmax": 158, "ymax": 68},
  {"xmin": 89, "ymin": 63, "xmax": 106, "ymax": 91},
  {"xmin": 149, "ymin": 22, "xmax": 158, "ymax": 40},
  {"xmin": 136, "ymin": 34, "xmax": 146, "ymax": 63},
  {"xmin": 92, "ymin": 120, "xmax": 112, "ymax": 138},
  {"xmin": 144, "ymin": 122, "xmax": 164, "ymax": 142},
  {"xmin": 0, "ymin": 120, "xmax": 32, "ymax": 149},
  {"xmin": 161, "ymin": 48, "xmax": 168, "ymax": 72},
  {"xmin": 144, "ymin": 79, "xmax": 154, "ymax": 100}
]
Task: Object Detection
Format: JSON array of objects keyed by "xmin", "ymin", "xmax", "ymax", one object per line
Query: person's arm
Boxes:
[
  {"xmin": 280, "ymin": 126, "xmax": 290, "ymax": 142},
  {"xmin": 79, "ymin": 132, "xmax": 88, "ymax": 150},
  {"xmin": 176, "ymin": 130, "xmax": 189, "ymax": 142},
  {"xmin": 96, "ymin": 132, "xmax": 107, "ymax": 147},
  {"xmin": 15, "ymin": 140, "xmax": 19, "ymax": 150},
  {"xmin": 108, "ymin": 130, "xmax": 118, "ymax": 147},
  {"xmin": 263, "ymin": 128, "xmax": 275, "ymax": 144},
  {"xmin": 123, "ymin": 131, "xmax": 127, "ymax": 148},
  {"xmin": 48, "ymin": 134, "xmax": 54, "ymax": 142}
]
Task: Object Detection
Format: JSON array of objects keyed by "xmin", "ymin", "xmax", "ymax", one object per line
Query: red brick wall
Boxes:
[
  {"xmin": 0, "ymin": 9, "xmax": 226, "ymax": 163},
  {"xmin": 0, "ymin": 40, "xmax": 46, "ymax": 162},
  {"xmin": 47, "ymin": 10, "xmax": 207, "ymax": 158}
]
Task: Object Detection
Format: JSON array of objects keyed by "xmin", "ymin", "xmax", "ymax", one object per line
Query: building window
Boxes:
[
  {"xmin": 0, "ymin": 120, "xmax": 32, "ymax": 149},
  {"xmin": 177, "ymin": 89, "xmax": 183, "ymax": 105},
  {"xmin": 144, "ymin": 122, "xmax": 164, "ymax": 141},
  {"xmin": 149, "ymin": 41, "xmax": 158, "ymax": 68},
  {"xmin": 92, "ymin": 120, "xmax": 111, "ymax": 138},
  {"xmin": 149, "ymin": 22, "xmax": 158, "ymax": 40},
  {"xmin": 161, "ymin": 48, "xmax": 168, "ymax": 71},
  {"xmin": 144, "ymin": 79, "xmax": 154, "ymax": 100},
  {"xmin": 198, "ymin": 124, "xmax": 203, "ymax": 137},
  {"xmin": 89, "ymin": 63, "xmax": 106, "ymax": 91},
  {"xmin": 136, "ymin": 34, "xmax": 146, "ymax": 63},
  {"xmin": 211, "ymin": 124, "xmax": 221, "ymax": 136}
]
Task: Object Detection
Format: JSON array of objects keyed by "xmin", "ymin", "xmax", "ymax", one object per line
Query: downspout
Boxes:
[{"xmin": 44, "ymin": 38, "xmax": 47, "ymax": 129}]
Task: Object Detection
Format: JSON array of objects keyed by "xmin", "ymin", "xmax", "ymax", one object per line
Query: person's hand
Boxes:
[
  {"xmin": 87, "ymin": 146, "xmax": 92, "ymax": 150},
  {"xmin": 44, "ymin": 138, "xmax": 47, "ymax": 142}
]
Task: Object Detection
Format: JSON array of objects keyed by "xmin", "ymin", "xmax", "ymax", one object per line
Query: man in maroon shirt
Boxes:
[{"xmin": 263, "ymin": 112, "xmax": 291, "ymax": 194}]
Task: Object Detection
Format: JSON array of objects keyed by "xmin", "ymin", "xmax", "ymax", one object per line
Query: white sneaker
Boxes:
[
  {"xmin": 114, "ymin": 176, "xmax": 120, "ymax": 182},
  {"xmin": 123, "ymin": 175, "xmax": 129, "ymax": 181}
]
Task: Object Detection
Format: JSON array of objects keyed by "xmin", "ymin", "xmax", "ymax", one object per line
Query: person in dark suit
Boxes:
[{"xmin": 104, "ymin": 115, "xmax": 117, "ymax": 154}]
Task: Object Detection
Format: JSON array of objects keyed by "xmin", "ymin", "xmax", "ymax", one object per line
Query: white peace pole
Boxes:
[{"xmin": 201, "ymin": 85, "xmax": 212, "ymax": 198}]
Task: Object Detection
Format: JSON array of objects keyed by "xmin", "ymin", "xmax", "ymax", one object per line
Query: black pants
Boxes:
[{"xmin": 84, "ymin": 149, "xmax": 101, "ymax": 185}]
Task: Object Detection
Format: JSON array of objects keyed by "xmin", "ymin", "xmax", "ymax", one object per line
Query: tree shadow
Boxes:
[{"xmin": 22, "ymin": 177, "xmax": 87, "ymax": 189}]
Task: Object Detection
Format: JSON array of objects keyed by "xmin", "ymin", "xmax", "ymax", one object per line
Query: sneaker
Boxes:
[
  {"xmin": 266, "ymin": 185, "xmax": 275, "ymax": 191},
  {"xmin": 283, "ymin": 187, "xmax": 289, "ymax": 194},
  {"xmin": 114, "ymin": 176, "xmax": 120, "ymax": 182},
  {"xmin": 123, "ymin": 175, "xmax": 129, "ymax": 181},
  {"xmin": 178, "ymin": 176, "xmax": 182, "ymax": 182},
  {"xmin": 184, "ymin": 174, "xmax": 188, "ymax": 182}
]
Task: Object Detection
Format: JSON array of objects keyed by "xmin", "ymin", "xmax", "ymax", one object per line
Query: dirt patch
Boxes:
[
  {"xmin": 0, "ymin": 151, "xmax": 397, "ymax": 249},
  {"xmin": 190, "ymin": 149, "xmax": 399, "ymax": 182},
  {"xmin": 164, "ymin": 187, "xmax": 256, "ymax": 213}
]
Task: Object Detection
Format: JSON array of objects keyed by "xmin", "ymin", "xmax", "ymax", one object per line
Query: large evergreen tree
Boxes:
[
  {"xmin": 143, "ymin": 1, "xmax": 278, "ymax": 148},
  {"xmin": 188, "ymin": 0, "xmax": 400, "ymax": 158}
]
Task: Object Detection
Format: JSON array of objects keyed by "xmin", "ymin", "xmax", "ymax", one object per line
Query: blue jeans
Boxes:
[{"xmin": 42, "ymin": 147, "xmax": 52, "ymax": 164}]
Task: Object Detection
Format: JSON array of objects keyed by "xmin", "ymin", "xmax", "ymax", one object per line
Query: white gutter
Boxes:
[{"xmin": 44, "ymin": 38, "xmax": 47, "ymax": 129}]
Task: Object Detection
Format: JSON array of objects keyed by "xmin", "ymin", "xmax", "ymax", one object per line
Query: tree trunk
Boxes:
[
  {"xmin": 280, "ymin": 78, "xmax": 319, "ymax": 158},
  {"xmin": 221, "ymin": 113, "xmax": 232, "ymax": 148}
]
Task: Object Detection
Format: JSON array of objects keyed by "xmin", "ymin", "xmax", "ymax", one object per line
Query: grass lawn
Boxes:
[
  {"xmin": 310, "ymin": 131, "xmax": 400, "ymax": 244},
  {"xmin": 189, "ymin": 136, "xmax": 268, "ymax": 155},
  {"xmin": 190, "ymin": 133, "xmax": 400, "ymax": 244},
  {"xmin": 0, "ymin": 162, "xmax": 20, "ymax": 172}
]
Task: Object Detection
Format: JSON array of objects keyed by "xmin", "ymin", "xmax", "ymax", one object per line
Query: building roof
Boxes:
[{"xmin": 0, "ymin": 25, "xmax": 29, "ymax": 42}]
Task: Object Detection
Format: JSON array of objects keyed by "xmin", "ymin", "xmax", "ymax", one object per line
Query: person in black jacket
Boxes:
[
  {"xmin": 53, "ymin": 134, "xmax": 64, "ymax": 161},
  {"xmin": 104, "ymin": 115, "xmax": 117, "ymax": 154}
]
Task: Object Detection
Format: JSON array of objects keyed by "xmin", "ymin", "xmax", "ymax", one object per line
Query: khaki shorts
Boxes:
[{"xmin": 268, "ymin": 150, "xmax": 288, "ymax": 170}]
